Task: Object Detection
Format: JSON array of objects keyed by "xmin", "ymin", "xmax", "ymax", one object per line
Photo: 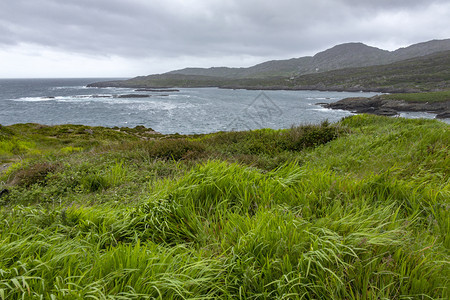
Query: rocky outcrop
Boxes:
[
  {"xmin": 323, "ymin": 96, "xmax": 450, "ymax": 118},
  {"xmin": 436, "ymin": 111, "xmax": 450, "ymax": 119},
  {"xmin": 135, "ymin": 88, "xmax": 179, "ymax": 92},
  {"xmin": 115, "ymin": 94, "xmax": 151, "ymax": 98}
]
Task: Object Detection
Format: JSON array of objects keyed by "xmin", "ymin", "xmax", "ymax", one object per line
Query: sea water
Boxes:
[{"xmin": 0, "ymin": 78, "xmax": 442, "ymax": 134}]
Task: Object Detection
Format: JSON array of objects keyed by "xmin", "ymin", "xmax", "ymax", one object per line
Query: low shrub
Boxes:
[
  {"xmin": 283, "ymin": 121, "xmax": 342, "ymax": 150},
  {"xmin": 10, "ymin": 162, "xmax": 61, "ymax": 187},
  {"xmin": 141, "ymin": 139, "xmax": 206, "ymax": 160},
  {"xmin": 201, "ymin": 122, "xmax": 344, "ymax": 157}
]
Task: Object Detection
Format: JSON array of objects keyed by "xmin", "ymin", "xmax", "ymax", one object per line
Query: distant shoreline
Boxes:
[
  {"xmin": 87, "ymin": 81, "xmax": 421, "ymax": 94},
  {"xmin": 87, "ymin": 47, "xmax": 450, "ymax": 94}
]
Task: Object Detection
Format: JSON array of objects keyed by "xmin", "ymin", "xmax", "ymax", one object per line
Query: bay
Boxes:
[{"xmin": 0, "ymin": 78, "xmax": 439, "ymax": 134}]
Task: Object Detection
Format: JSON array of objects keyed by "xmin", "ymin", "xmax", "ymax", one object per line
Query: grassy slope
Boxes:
[
  {"xmin": 381, "ymin": 90, "xmax": 450, "ymax": 103},
  {"xmin": 288, "ymin": 50, "xmax": 450, "ymax": 92},
  {"xmin": 0, "ymin": 115, "xmax": 449, "ymax": 299}
]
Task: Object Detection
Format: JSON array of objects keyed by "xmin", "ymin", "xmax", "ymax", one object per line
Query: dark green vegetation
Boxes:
[
  {"xmin": 287, "ymin": 51, "xmax": 450, "ymax": 93},
  {"xmin": 0, "ymin": 115, "xmax": 449, "ymax": 299},
  {"xmin": 90, "ymin": 50, "xmax": 450, "ymax": 93},
  {"xmin": 381, "ymin": 90, "xmax": 450, "ymax": 103}
]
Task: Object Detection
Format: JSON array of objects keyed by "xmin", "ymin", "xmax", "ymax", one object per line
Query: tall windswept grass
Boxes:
[
  {"xmin": 0, "ymin": 115, "xmax": 448, "ymax": 299},
  {"xmin": 125, "ymin": 159, "xmax": 448, "ymax": 298},
  {"xmin": 80, "ymin": 160, "xmax": 130, "ymax": 192}
]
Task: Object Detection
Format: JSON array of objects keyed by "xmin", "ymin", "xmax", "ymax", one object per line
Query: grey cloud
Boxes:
[
  {"xmin": 339, "ymin": 0, "xmax": 447, "ymax": 9},
  {"xmin": 0, "ymin": 0, "xmax": 448, "ymax": 62}
]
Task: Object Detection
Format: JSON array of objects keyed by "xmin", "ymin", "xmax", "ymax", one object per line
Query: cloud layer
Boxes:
[{"xmin": 0, "ymin": 0, "xmax": 449, "ymax": 77}]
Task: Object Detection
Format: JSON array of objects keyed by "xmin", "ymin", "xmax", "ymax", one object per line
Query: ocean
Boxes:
[{"xmin": 0, "ymin": 78, "xmax": 442, "ymax": 134}]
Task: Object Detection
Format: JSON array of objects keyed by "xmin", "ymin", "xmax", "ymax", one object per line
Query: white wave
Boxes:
[
  {"xmin": 14, "ymin": 97, "xmax": 56, "ymax": 102},
  {"xmin": 74, "ymin": 94, "xmax": 113, "ymax": 99},
  {"xmin": 14, "ymin": 94, "xmax": 116, "ymax": 102},
  {"xmin": 313, "ymin": 97, "xmax": 336, "ymax": 100},
  {"xmin": 399, "ymin": 111, "xmax": 437, "ymax": 119},
  {"xmin": 51, "ymin": 86, "xmax": 90, "ymax": 90},
  {"xmin": 311, "ymin": 107, "xmax": 332, "ymax": 112},
  {"xmin": 127, "ymin": 101, "xmax": 196, "ymax": 111},
  {"xmin": 121, "ymin": 100, "xmax": 197, "ymax": 111},
  {"xmin": 101, "ymin": 99, "xmax": 150, "ymax": 105},
  {"xmin": 100, "ymin": 87, "xmax": 135, "ymax": 93},
  {"xmin": 14, "ymin": 93, "xmax": 205, "ymax": 109}
]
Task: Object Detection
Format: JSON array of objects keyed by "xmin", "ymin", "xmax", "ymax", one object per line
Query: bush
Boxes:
[
  {"xmin": 141, "ymin": 139, "xmax": 206, "ymax": 160},
  {"xmin": 10, "ymin": 162, "xmax": 61, "ymax": 187},
  {"xmin": 201, "ymin": 122, "xmax": 343, "ymax": 156},
  {"xmin": 284, "ymin": 122, "xmax": 342, "ymax": 151}
]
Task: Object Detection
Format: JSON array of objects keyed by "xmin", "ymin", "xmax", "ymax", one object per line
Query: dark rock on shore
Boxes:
[
  {"xmin": 436, "ymin": 111, "xmax": 450, "ymax": 119},
  {"xmin": 358, "ymin": 107, "xmax": 398, "ymax": 116},
  {"xmin": 323, "ymin": 97, "xmax": 400, "ymax": 116},
  {"xmin": 92, "ymin": 95, "xmax": 112, "ymax": 98},
  {"xmin": 115, "ymin": 94, "xmax": 151, "ymax": 98},
  {"xmin": 89, "ymin": 80, "xmax": 423, "ymax": 93},
  {"xmin": 323, "ymin": 95, "xmax": 450, "ymax": 118},
  {"xmin": 135, "ymin": 88, "xmax": 180, "ymax": 92}
]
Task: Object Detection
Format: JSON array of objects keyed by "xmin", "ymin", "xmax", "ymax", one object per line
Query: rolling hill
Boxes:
[
  {"xmin": 166, "ymin": 39, "xmax": 450, "ymax": 78},
  {"xmin": 89, "ymin": 49, "xmax": 450, "ymax": 93}
]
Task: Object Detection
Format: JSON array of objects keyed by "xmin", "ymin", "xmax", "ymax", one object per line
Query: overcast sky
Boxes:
[{"xmin": 0, "ymin": 0, "xmax": 449, "ymax": 78}]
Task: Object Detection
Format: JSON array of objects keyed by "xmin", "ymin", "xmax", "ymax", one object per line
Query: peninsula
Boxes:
[
  {"xmin": 323, "ymin": 91, "xmax": 450, "ymax": 119},
  {"xmin": 89, "ymin": 39, "xmax": 450, "ymax": 94},
  {"xmin": 88, "ymin": 39, "xmax": 450, "ymax": 118}
]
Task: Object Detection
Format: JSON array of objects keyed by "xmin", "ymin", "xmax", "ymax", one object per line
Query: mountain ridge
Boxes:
[
  {"xmin": 89, "ymin": 49, "xmax": 450, "ymax": 93},
  {"xmin": 88, "ymin": 39, "xmax": 450, "ymax": 92},
  {"xmin": 167, "ymin": 39, "xmax": 450, "ymax": 78}
]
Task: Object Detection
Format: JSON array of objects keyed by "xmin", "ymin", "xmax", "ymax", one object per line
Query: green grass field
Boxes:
[{"xmin": 0, "ymin": 115, "xmax": 449, "ymax": 299}]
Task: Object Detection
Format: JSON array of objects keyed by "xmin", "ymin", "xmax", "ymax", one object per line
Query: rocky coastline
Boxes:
[
  {"xmin": 135, "ymin": 88, "xmax": 180, "ymax": 92},
  {"xmin": 88, "ymin": 81, "xmax": 421, "ymax": 94},
  {"xmin": 322, "ymin": 95, "xmax": 450, "ymax": 119},
  {"xmin": 87, "ymin": 81, "xmax": 450, "ymax": 119}
]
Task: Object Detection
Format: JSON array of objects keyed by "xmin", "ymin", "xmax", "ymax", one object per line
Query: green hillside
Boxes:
[
  {"xmin": 381, "ymin": 90, "xmax": 450, "ymax": 102},
  {"xmin": 89, "ymin": 50, "xmax": 450, "ymax": 92},
  {"xmin": 167, "ymin": 39, "xmax": 450, "ymax": 78},
  {"xmin": 288, "ymin": 50, "xmax": 450, "ymax": 92},
  {"xmin": 1, "ymin": 115, "xmax": 449, "ymax": 299}
]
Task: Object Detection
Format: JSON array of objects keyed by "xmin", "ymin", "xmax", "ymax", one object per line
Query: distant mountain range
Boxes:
[
  {"xmin": 166, "ymin": 39, "xmax": 450, "ymax": 78},
  {"xmin": 89, "ymin": 39, "xmax": 450, "ymax": 92}
]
